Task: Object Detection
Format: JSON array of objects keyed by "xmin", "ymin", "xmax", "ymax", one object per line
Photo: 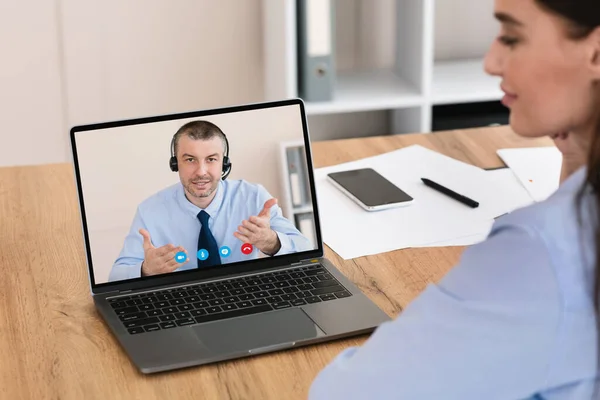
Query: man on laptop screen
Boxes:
[{"xmin": 109, "ymin": 120, "xmax": 312, "ymax": 282}]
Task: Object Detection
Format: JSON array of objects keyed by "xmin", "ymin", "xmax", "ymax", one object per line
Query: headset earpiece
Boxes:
[
  {"xmin": 221, "ymin": 135, "xmax": 232, "ymax": 180},
  {"xmin": 169, "ymin": 136, "xmax": 178, "ymax": 172},
  {"xmin": 169, "ymin": 156, "xmax": 178, "ymax": 172},
  {"xmin": 221, "ymin": 156, "xmax": 232, "ymax": 180}
]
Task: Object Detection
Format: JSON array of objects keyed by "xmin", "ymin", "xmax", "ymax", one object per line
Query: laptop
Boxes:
[{"xmin": 70, "ymin": 98, "xmax": 390, "ymax": 373}]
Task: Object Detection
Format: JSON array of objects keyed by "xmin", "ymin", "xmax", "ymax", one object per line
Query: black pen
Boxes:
[{"xmin": 421, "ymin": 178, "xmax": 479, "ymax": 208}]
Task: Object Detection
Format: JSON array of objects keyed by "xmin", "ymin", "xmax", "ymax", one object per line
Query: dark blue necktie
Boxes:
[{"xmin": 197, "ymin": 210, "xmax": 221, "ymax": 267}]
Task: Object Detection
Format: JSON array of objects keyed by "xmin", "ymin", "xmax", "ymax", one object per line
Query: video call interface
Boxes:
[{"xmin": 74, "ymin": 104, "xmax": 317, "ymax": 285}]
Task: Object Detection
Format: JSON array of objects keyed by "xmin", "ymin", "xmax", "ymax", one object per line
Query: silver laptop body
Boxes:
[{"xmin": 70, "ymin": 99, "xmax": 390, "ymax": 373}]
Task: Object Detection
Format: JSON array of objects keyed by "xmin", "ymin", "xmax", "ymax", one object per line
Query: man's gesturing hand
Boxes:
[
  {"xmin": 139, "ymin": 228, "xmax": 188, "ymax": 276},
  {"xmin": 234, "ymin": 198, "xmax": 281, "ymax": 256}
]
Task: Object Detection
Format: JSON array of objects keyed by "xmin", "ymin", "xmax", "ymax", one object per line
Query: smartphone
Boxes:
[{"xmin": 326, "ymin": 168, "xmax": 414, "ymax": 211}]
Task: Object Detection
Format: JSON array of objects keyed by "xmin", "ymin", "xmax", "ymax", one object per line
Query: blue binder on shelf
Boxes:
[{"xmin": 297, "ymin": 0, "xmax": 335, "ymax": 102}]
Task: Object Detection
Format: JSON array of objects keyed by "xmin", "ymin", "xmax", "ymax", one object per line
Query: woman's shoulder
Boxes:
[{"xmin": 490, "ymin": 167, "xmax": 596, "ymax": 286}]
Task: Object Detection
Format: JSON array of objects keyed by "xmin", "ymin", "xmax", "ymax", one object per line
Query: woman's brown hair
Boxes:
[
  {"xmin": 534, "ymin": 1, "xmax": 600, "ymax": 394},
  {"xmin": 533, "ymin": 0, "xmax": 600, "ymax": 297}
]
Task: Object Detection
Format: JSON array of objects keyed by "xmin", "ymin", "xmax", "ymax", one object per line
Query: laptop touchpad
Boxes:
[{"xmin": 192, "ymin": 308, "xmax": 321, "ymax": 354}]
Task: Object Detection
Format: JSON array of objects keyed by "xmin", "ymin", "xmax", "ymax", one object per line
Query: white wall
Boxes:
[
  {"xmin": 0, "ymin": 0, "xmax": 67, "ymax": 166},
  {"xmin": 0, "ymin": 0, "xmax": 263, "ymax": 168},
  {"xmin": 60, "ymin": 0, "xmax": 264, "ymax": 127},
  {"xmin": 433, "ymin": 0, "xmax": 498, "ymax": 61}
]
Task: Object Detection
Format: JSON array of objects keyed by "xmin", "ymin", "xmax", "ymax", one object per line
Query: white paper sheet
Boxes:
[
  {"xmin": 477, "ymin": 167, "xmax": 536, "ymax": 217},
  {"xmin": 315, "ymin": 145, "xmax": 529, "ymax": 259},
  {"xmin": 413, "ymin": 231, "xmax": 492, "ymax": 248},
  {"xmin": 497, "ymin": 147, "xmax": 562, "ymax": 202},
  {"xmin": 410, "ymin": 168, "xmax": 535, "ymax": 248}
]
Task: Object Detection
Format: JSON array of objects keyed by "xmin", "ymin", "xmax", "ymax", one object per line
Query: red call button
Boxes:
[{"xmin": 241, "ymin": 243, "xmax": 253, "ymax": 255}]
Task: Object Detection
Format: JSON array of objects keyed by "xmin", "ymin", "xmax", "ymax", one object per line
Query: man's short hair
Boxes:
[{"xmin": 173, "ymin": 120, "xmax": 227, "ymax": 157}]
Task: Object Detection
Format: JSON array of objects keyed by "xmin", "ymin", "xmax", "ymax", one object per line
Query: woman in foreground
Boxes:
[{"xmin": 309, "ymin": 0, "xmax": 600, "ymax": 398}]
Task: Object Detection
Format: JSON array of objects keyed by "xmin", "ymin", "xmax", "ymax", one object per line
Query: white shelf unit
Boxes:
[
  {"xmin": 262, "ymin": 0, "xmax": 503, "ymax": 138},
  {"xmin": 432, "ymin": 58, "xmax": 503, "ymax": 105},
  {"xmin": 303, "ymin": 69, "xmax": 423, "ymax": 115},
  {"xmin": 278, "ymin": 139, "xmax": 317, "ymax": 248}
]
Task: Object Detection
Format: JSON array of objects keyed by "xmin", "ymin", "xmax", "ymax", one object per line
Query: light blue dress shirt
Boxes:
[
  {"xmin": 109, "ymin": 179, "xmax": 313, "ymax": 282},
  {"xmin": 309, "ymin": 167, "xmax": 599, "ymax": 399}
]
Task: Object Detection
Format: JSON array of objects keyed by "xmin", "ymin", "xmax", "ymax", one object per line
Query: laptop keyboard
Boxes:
[{"xmin": 108, "ymin": 264, "xmax": 352, "ymax": 335}]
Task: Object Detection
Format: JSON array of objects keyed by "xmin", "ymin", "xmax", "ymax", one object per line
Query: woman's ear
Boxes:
[{"xmin": 588, "ymin": 26, "xmax": 600, "ymax": 79}]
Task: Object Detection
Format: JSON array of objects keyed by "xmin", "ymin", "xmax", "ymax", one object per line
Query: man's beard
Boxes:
[{"xmin": 185, "ymin": 176, "xmax": 217, "ymax": 198}]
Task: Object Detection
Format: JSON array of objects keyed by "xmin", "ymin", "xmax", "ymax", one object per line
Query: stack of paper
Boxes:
[
  {"xmin": 315, "ymin": 145, "xmax": 534, "ymax": 259},
  {"xmin": 497, "ymin": 147, "xmax": 562, "ymax": 202}
]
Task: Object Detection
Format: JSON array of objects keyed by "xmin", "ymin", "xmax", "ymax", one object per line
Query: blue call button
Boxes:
[
  {"xmin": 219, "ymin": 246, "xmax": 231, "ymax": 258},
  {"xmin": 174, "ymin": 251, "xmax": 187, "ymax": 263},
  {"xmin": 197, "ymin": 249, "xmax": 209, "ymax": 261}
]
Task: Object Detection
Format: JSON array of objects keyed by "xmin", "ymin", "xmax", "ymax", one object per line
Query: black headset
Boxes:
[{"xmin": 169, "ymin": 133, "xmax": 232, "ymax": 180}]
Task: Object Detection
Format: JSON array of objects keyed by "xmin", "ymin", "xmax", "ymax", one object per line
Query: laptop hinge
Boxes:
[
  {"xmin": 92, "ymin": 289, "xmax": 124, "ymax": 298},
  {"xmin": 295, "ymin": 258, "xmax": 320, "ymax": 265}
]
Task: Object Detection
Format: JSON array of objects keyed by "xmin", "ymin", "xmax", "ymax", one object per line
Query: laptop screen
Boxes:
[{"xmin": 71, "ymin": 100, "xmax": 321, "ymax": 288}]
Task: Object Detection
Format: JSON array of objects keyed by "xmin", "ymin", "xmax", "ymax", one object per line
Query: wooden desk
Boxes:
[{"xmin": 0, "ymin": 125, "xmax": 552, "ymax": 399}]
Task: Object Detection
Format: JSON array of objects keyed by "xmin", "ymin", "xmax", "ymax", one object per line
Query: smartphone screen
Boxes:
[{"xmin": 327, "ymin": 168, "xmax": 413, "ymax": 209}]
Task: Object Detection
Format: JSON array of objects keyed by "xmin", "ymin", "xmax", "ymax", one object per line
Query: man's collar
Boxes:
[{"xmin": 559, "ymin": 166, "xmax": 587, "ymax": 194}]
